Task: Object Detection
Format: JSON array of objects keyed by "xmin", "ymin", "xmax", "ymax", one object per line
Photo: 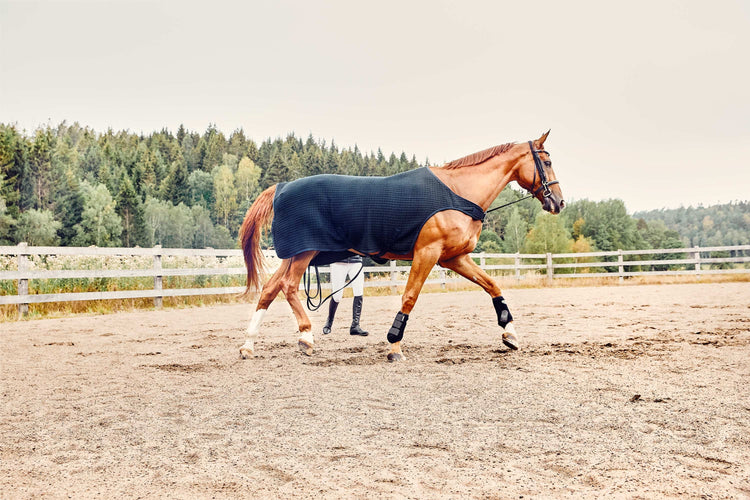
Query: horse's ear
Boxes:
[{"xmin": 534, "ymin": 130, "xmax": 551, "ymax": 149}]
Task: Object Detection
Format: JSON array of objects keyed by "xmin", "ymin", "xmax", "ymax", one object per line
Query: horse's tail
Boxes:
[{"xmin": 238, "ymin": 184, "xmax": 277, "ymax": 297}]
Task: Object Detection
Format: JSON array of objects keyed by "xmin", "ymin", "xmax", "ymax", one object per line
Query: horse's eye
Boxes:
[{"xmin": 544, "ymin": 161, "xmax": 552, "ymax": 167}]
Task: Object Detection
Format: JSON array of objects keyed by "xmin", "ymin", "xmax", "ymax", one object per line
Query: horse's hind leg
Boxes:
[
  {"xmin": 239, "ymin": 259, "xmax": 292, "ymax": 359},
  {"xmin": 279, "ymin": 251, "xmax": 318, "ymax": 356}
]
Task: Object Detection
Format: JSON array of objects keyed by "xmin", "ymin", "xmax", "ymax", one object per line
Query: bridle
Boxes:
[
  {"xmin": 527, "ymin": 140, "xmax": 559, "ymax": 198},
  {"xmin": 486, "ymin": 141, "xmax": 560, "ymax": 214}
]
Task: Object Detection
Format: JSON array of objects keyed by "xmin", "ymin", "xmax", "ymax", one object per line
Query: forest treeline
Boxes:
[{"xmin": 1, "ymin": 122, "xmax": 748, "ymax": 255}]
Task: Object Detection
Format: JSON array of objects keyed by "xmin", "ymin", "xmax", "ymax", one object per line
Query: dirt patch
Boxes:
[{"xmin": 1, "ymin": 282, "xmax": 749, "ymax": 498}]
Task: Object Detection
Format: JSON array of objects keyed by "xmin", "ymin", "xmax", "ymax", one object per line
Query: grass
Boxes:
[{"xmin": 3, "ymin": 270, "xmax": 748, "ymax": 322}]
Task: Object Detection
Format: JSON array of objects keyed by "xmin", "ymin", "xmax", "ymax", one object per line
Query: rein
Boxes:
[
  {"xmin": 486, "ymin": 141, "xmax": 558, "ymax": 215},
  {"xmin": 304, "ymin": 261, "xmax": 364, "ymax": 311}
]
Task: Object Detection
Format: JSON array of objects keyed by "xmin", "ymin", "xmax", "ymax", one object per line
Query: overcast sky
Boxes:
[{"xmin": 1, "ymin": 0, "xmax": 748, "ymax": 213}]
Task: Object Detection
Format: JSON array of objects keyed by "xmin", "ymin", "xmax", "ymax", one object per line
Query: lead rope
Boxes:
[
  {"xmin": 485, "ymin": 193, "xmax": 534, "ymax": 214},
  {"xmin": 304, "ymin": 261, "xmax": 365, "ymax": 311}
]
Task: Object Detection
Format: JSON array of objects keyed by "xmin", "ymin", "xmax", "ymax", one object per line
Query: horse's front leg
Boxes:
[
  {"xmin": 439, "ymin": 253, "xmax": 520, "ymax": 350},
  {"xmin": 387, "ymin": 246, "xmax": 442, "ymax": 362}
]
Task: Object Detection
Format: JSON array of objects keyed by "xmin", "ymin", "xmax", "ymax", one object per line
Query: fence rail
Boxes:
[{"xmin": 2, "ymin": 243, "xmax": 749, "ymax": 315}]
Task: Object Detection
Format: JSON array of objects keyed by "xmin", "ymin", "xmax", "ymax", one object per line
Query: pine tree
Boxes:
[
  {"xmin": 161, "ymin": 159, "xmax": 190, "ymax": 205},
  {"xmin": 117, "ymin": 176, "xmax": 145, "ymax": 247},
  {"xmin": 56, "ymin": 169, "xmax": 85, "ymax": 246}
]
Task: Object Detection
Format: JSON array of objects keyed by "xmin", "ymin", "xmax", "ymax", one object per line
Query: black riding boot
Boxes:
[
  {"xmin": 323, "ymin": 299, "xmax": 339, "ymax": 334},
  {"xmin": 350, "ymin": 295, "xmax": 369, "ymax": 336}
]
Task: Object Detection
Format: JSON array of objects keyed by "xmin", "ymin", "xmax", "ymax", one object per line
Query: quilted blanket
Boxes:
[{"xmin": 271, "ymin": 167, "xmax": 485, "ymax": 265}]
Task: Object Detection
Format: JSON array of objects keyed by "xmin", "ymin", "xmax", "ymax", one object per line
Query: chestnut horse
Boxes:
[{"xmin": 238, "ymin": 131, "xmax": 564, "ymax": 361}]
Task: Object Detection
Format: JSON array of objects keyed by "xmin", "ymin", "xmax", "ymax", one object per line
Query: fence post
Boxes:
[
  {"xmin": 439, "ymin": 268, "xmax": 446, "ymax": 290},
  {"xmin": 546, "ymin": 253, "xmax": 553, "ymax": 285},
  {"xmin": 153, "ymin": 245, "xmax": 163, "ymax": 308},
  {"xmin": 389, "ymin": 259, "xmax": 398, "ymax": 294},
  {"xmin": 515, "ymin": 253, "xmax": 521, "ymax": 282},
  {"xmin": 618, "ymin": 249, "xmax": 624, "ymax": 283},
  {"xmin": 17, "ymin": 242, "xmax": 29, "ymax": 317},
  {"xmin": 694, "ymin": 246, "xmax": 701, "ymax": 275}
]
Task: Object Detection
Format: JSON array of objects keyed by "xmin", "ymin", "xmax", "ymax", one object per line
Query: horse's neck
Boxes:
[{"xmin": 430, "ymin": 154, "xmax": 517, "ymax": 211}]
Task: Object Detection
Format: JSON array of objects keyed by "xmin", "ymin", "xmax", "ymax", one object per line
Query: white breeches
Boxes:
[{"xmin": 329, "ymin": 261, "xmax": 364, "ymax": 302}]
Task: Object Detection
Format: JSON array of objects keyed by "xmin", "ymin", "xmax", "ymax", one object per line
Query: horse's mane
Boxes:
[{"xmin": 442, "ymin": 142, "xmax": 515, "ymax": 169}]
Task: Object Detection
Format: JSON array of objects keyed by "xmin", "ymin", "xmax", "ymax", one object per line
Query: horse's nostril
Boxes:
[{"xmin": 560, "ymin": 200, "xmax": 566, "ymax": 209}]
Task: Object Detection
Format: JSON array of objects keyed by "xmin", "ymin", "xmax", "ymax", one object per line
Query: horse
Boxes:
[{"xmin": 238, "ymin": 130, "xmax": 564, "ymax": 362}]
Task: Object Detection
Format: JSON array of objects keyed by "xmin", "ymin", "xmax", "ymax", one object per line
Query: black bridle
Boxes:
[{"xmin": 486, "ymin": 141, "xmax": 559, "ymax": 214}]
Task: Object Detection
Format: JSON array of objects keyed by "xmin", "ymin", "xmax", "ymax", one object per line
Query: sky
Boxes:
[{"xmin": 1, "ymin": 0, "xmax": 749, "ymax": 213}]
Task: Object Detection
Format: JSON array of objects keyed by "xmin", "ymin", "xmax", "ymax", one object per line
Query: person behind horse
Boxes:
[{"xmin": 323, "ymin": 255, "xmax": 368, "ymax": 336}]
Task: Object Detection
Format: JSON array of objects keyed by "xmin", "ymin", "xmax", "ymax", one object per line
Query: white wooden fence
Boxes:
[{"xmin": 1, "ymin": 243, "xmax": 749, "ymax": 316}]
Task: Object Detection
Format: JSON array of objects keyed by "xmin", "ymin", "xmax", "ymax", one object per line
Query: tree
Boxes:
[
  {"xmin": 143, "ymin": 197, "xmax": 170, "ymax": 246},
  {"xmin": 15, "ymin": 208, "xmax": 61, "ymax": 245},
  {"xmin": 116, "ymin": 176, "xmax": 145, "ymax": 247},
  {"xmin": 570, "ymin": 235, "xmax": 595, "ymax": 273},
  {"xmin": 202, "ymin": 124, "xmax": 227, "ymax": 170},
  {"xmin": 0, "ymin": 124, "xmax": 28, "ymax": 217},
  {"xmin": 261, "ymin": 149, "xmax": 287, "ymax": 187},
  {"xmin": 73, "ymin": 181, "xmax": 122, "ymax": 246},
  {"xmin": 211, "ymin": 224, "xmax": 236, "ymax": 249},
  {"xmin": 0, "ymin": 196, "xmax": 16, "ymax": 244},
  {"xmin": 235, "ymin": 156, "xmax": 261, "ymax": 204},
  {"xmin": 27, "ymin": 127, "xmax": 57, "ymax": 211},
  {"xmin": 188, "ymin": 170, "xmax": 213, "ymax": 208},
  {"xmin": 563, "ymin": 199, "xmax": 642, "ymax": 251},
  {"xmin": 191, "ymin": 205, "xmax": 214, "ymax": 248},
  {"xmin": 161, "ymin": 159, "xmax": 190, "ymax": 205},
  {"xmin": 212, "ymin": 164, "xmax": 237, "ymax": 227},
  {"xmin": 502, "ymin": 207, "xmax": 528, "ymax": 253},
  {"xmin": 166, "ymin": 202, "xmax": 194, "ymax": 248},
  {"xmin": 476, "ymin": 229, "xmax": 502, "ymax": 253},
  {"xmin": 524, "ymin": 212, "xmax": 572, "ymax": 254},
  {"xmin": 55, "ymin": 169, "xmax": 85, "ymax": 246}
]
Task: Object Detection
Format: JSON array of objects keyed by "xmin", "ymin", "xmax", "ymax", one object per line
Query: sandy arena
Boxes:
[{"xmin": 1, "ymin": 282, "xmax": 749, "ymax": 498}]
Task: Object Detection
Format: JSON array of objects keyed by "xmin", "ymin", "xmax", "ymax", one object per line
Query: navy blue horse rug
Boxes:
[{"xmin": 271, "ymin": 167, "xmax": 486, "ymax": 266}]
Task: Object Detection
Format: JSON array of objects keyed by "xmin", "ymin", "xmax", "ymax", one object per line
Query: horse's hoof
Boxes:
[
  {"xmin": 298, "ymin": 331, "xmax": 314, "ymax": 356},
  {"xmin": 297, "ymin": 339, "xmax": 313, "ymax": 356},
  {"xmin": 239, "ymin": 341, "xmax": 255, "ymax": 359},
  {"xmin": 298, "ymin": 340, "xmax": 313, "ymax": 356},
  {"xmin": 387, "ymin": 352, "xmax": 406, "ymax": 362},
  {"xmin": 502, "ymin": 332, "xmax": 519, "ymax": 350},
  {"xmin": 502, "ymin": 322, "xmax": 520, "ymax": 350}
]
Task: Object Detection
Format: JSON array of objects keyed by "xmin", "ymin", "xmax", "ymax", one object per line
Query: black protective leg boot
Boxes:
[
  {"xmin": 350, "ymin": 296, "xmax": 369, "ymax": 336},
  {"xmin": 322, "ymin": 299, "xmax": 339, "ymax": 334}
]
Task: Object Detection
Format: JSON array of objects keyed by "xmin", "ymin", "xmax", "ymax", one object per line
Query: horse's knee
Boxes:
[{"xmin": 400, "ymin": 292, "xmax": 419, "ymax": 314}]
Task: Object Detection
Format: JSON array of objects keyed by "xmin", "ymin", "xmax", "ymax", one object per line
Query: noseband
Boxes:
[{"xmin": 528, "ymin": 140, "xmax": 559, "ymax": 199}]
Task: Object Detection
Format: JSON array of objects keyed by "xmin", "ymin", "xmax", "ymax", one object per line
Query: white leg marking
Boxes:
[
  {"xmin": 240, "ymin": 308, "xmax": 266, "ymax": 358},
  {"xmin": 504, "ymin": 322, "xmax": 518, "ymax": 338},
  {"xmin": 502, "ymin": 321, "xmax": 520, "ymax": 350},
  {"xmin": 298, "ymin": 329, "xmax": 314, "ymax": 347}
]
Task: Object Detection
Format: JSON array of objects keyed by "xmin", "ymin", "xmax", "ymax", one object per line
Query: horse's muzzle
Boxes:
[{"xmin": 543, "ymin": 196, "xmax": 565, "ymax": 214}]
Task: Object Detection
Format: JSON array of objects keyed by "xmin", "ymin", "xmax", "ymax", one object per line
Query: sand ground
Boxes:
[{"xmin": 1, "ymin": 282, "xmax": 749, "ymax": 499}]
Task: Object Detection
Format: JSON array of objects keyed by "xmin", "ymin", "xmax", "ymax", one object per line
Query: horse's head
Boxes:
[{"xmin": 515, "ymin": 130, "xmax": 565, "ymax": 214}]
